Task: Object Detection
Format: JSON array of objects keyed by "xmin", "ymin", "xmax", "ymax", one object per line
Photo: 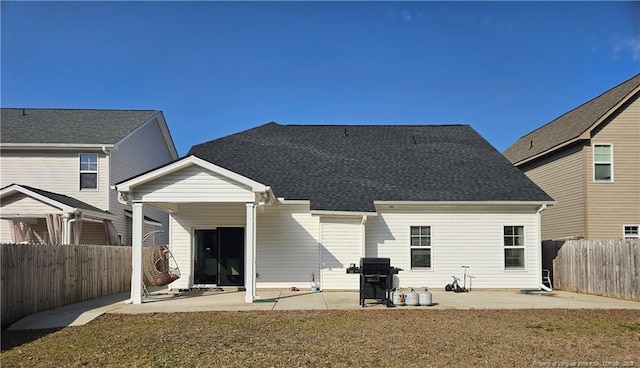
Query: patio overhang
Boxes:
[
  {"xmin": 0, "ymin": 184, "xmax": 117, "ymax": 244},
  {"xmin": 114, "ymin": 155, "xmax": 275, "ymax": 305}
]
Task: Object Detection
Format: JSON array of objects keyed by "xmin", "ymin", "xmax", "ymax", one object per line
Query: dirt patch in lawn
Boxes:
[{"xmin": 2, "ymin": 309, "xmax": 639, "ymax": 367}]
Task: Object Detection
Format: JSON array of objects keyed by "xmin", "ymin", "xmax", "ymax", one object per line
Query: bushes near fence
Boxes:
[
  {"xmin": 1, "ymin": 243, "xmax": 132, "ymax": 328},
  {"xmin": 543, "ymin": 239, "xmax": 640, "ymax": 301}
]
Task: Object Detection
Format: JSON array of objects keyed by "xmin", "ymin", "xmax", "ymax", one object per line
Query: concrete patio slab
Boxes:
[{"xmin": 7, "ymin": 289, "xmax": 640, "ymax": 330}]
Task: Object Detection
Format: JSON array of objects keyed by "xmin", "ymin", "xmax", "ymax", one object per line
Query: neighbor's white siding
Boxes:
[
  {"xmin": 0, "ymin": 193, "xmax": 63, "ymax": 243},
  {"xmin": 0, "ymin": 192, "xmax": 63, "ymax": 215},
  {"xmin": 366, "ymin": 206, "xmax": 542, "ymax": 289},
  {"xmin": 320, "ymin": 217, "xmax": 362, "ymax": 290},
  {"xmin": 168, "ymin": 203, "xmax": 246, "ymax": 289},
  {"xmin": 0, "ymin": 151, "xmax": 109, "ymax": 209},
  {"xmin": 256, "ymin": 204, "xmax": 320, "ymax": 289},
  {"xmin": 133, "ymin": 166, "xmax": 255, "ymax": 203},
  {"xmin": 110, "ymin": 116, "xmax": 176, "ymax": 244}
]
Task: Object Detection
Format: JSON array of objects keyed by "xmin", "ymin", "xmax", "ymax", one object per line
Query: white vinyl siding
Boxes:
[
  {"xmin": 133, "ymin": 166, "xmax": 255, "ymax": 203},
  {"xmin": 366, "ymin": 206, "xmax": 541, "ymax": 289},
  {"xmin": 0, "ymin": 151, "xmax": 109, "ymax": 210},
  {"xmin": 109, "ymin": 116, "xmax": 175, "ymax": 244},
  {"xmin": 256, "ymin": 204, "xmax": 320, "ymax": 289},
  {"xmin": 320, "ymin": 217, "xmax": 362, "ymax": 290},
  {"xmin": 0, "ymin": 192, "xmax": 63, "ymax": 215}
]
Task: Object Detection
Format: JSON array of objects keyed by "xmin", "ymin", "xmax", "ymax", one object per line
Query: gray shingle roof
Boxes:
[
  {"xmin": 3, "ymin": 184, "xmax": 109, "ymax": 214},
  {"xmin": 0, "ymin": 108, "xmax": 160, "ymax": 144},
  {"xmin": 188, "ymin": 123, "xmax": 553, "ymax": 212},
  {"xmin": 504, "ymin": 74, "xmax": 640, "ymax": 165}
]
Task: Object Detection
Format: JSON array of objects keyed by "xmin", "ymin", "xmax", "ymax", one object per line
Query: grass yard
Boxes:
[{"xmin": 2, "ymin": 309, "xmax": 639, "ymax": 367}]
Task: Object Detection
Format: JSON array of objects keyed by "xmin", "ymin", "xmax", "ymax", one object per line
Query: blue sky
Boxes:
[{"xmin": 2, "ymin": 1, "xmax": 639, "ymax": 156}]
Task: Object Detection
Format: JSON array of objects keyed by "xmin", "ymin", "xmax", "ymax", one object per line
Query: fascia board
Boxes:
[
  {"xmin": 374, "ymin": 200, "xmax": 556, "ymax": 207},
  {"xmin": 310, "ymin": 210, "xmax": 378, "ymax": 217},
  {"xmin": 0, "ymin": 143, "xmax": 114, "ymax": 151}
]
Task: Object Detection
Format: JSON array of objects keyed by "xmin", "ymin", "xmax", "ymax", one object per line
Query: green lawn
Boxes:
[{"xmin": 2, "ymin": 309, "xmax": 639, "ymax": 367}]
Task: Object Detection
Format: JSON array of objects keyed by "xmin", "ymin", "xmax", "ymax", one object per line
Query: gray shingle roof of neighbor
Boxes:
[
  {"xmin": 503, "ymin": 74, "xmax": 640, "ymax": 165},
  {"xmin": 0, "ymin": 108, "xmax": 160, "ymax": 144},
  {"xmin": 2, "ymin": 184, "xmax": 110, "ymax": 214},
  {"xmin": 188, "ymin": 123, "xmax": 553, "ymax": 212}
]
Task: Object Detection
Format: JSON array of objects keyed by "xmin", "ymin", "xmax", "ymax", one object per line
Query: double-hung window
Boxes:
[
  {"xmin": 624, "ymin": 225, "xmax": 639, "ymax": 239},
  {"xmin": 504, "ymin": 226, "xmax": 525, "ymax": 269},
  {"xmin": 593, "ymin": 144, "xmax": 613, "ymax": 182},
  {"xmin": 410, "ymin": 226, "xmax": 431, "ymax": 269},
  {"xmin": 79, "ymin": 153, "xmax": 98, "ymax": 190}
]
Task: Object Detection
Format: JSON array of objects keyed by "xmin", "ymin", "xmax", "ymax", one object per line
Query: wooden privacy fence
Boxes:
[
  {"xmin": 1, "ymin": 243, "xmax": 132, "ymax": 328},
  {"xmin": 543, "ymin": 239, "xmax": 640, "ymax": 301}
]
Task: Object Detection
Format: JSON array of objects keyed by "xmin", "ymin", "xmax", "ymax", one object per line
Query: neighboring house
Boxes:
[
  {"xmin": 504, "ymin": 74, "xmax": 640, "ymax": 241},
  {"xmin": 0, "ymin": 108, "xmax": 179, "ymax": 245},
  {"xmin": 115, "ymin": 123, "xmax": 553, "ymax": 303}
]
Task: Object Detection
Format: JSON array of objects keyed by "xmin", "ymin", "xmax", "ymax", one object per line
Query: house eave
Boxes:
[
  {"xmin": 310, "ymin": 210, "xmax": 378, "ymax": 217},
  {"xmin": 374, "ymin": 200, "xmax": 556, "ymax": 209},
  {"xmin": 0, "ymin": 143, "xmax": 115, "ymax": 151}
]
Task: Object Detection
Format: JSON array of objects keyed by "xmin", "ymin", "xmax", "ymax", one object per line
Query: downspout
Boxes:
[
  {"xmin": 102, "ymin": 146, "xmax": 111, "ymax": 217},
  {"xmin": 361, "ymin": 215, "xmax": 368, "ymax": 258},
  {"xmin": 537, "ymin": 204, "xmax": 552, "ymax": 291}
]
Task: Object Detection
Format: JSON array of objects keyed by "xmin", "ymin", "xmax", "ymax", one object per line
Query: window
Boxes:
[
  {"xmin": 410, "ymin": 226, "xmax": 431, "ymax": 269},
  {"xmin": 504, "ymin": 226, "xmax": 525, "ymax": 269},
  {"xmin": 624, "ymin": 225, "xmax": 639, "ymax": 239},
  {"xmin": 79, "ymin": 153, "xmax": 98, "ymax": 189},
  {"xmin": 593, "ymin": 144, "xmax": 613, "ymax": 182}
]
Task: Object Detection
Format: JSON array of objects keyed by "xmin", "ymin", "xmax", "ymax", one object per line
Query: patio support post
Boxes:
[
  {"xmin": 131, "ymin": 201, "xmax": 144, "ymax": 304},
  {"xmin": 245, "ymin": 202, "xmax": 256, "ymax": 303},
  {"xmin": 61, "ymin": 214, "xmax": 70, "ymax": 245}
]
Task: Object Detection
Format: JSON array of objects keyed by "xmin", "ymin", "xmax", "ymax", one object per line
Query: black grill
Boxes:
[{"xmin": 347, "ymin": 257, "xmax": 402, "ymax": 307}]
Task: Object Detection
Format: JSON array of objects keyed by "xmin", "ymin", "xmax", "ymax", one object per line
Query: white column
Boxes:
[
  {"xmin": 245, "ymin": 202, "xmax": 256, "ymax": 303},
  {"xmin": 130, "ymin": 202, "xmax": 144, "ymax": 304},
  {"xmin": 61, "ymin": 214, "xmax": 70, "ymax": 245}
]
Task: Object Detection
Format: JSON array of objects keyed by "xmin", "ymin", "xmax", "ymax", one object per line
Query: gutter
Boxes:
[{"xmin": 536, "ymin": 204, "xmax": 552, "ymax": 292}]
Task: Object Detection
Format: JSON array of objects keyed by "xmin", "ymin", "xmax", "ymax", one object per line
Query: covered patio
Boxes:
[
  {"xmin": 115, "ymin": 156, "xmax": 276, "ymax": 304},
  {"xmin": 0, "ymin": 184, "xmax": 120, "ymax": 245}
]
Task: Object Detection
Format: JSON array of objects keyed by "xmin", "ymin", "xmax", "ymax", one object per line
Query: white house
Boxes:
[
  {"xmin": 115, "ymin": 123, "xmax": 554, "ymax": 303},
  {"xmin": 0, "ymin": 108, "xmax": 178, "ymax": 245}
]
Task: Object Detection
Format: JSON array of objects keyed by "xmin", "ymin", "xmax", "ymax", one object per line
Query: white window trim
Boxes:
[
  {"xmin": 410, "ymin": 225, "xmax": 432, "ymax": 270},
  {"xmin": 593, "ymin": 143, "xmax": 614, "ymax": 183},
  {"xmin": 623, "ymin": 225, "xmax": 639, "ymax": 239},
  {"xmin": 504, "ymin": 225, "xmax": 526, "ymax": 270},
  {"xmin": 79, "ymin": 153, "xmax": 99, "ymax": 190}
]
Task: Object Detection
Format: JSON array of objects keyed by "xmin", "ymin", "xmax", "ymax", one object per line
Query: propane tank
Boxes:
[
  {"xmin": 406, "ymin": 287, "xmax": 419, "ymax": 306},
  {"xmin": 419, "ymin": 287, "xmax": 432, "ymax": 306},
  {"xmin": 310, "ymin": 273, "xmax": 319, "ymax": 292},
  {"xmin": 392, "ymin": 287, "xmax": 405, "ymax": 306}
]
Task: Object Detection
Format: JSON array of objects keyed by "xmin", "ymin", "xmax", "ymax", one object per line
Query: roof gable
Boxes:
[
  {"xmin": 504, "ymin": 74, "xmax": 640, "ymax": 165},
  {"xmin": 0, "ymin": 184, "xmax": 113, "ymax": 217},
  {"xmin": 115, "ymin": 155, "xmax": 267, "ymax": 193},
  {"xmin": 0, "ymin": 108, "xmax": 160, "ymax": 145},
  {"xmin": 187, "ymin": 123, "xmax": 553, "ymax": 212}
]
